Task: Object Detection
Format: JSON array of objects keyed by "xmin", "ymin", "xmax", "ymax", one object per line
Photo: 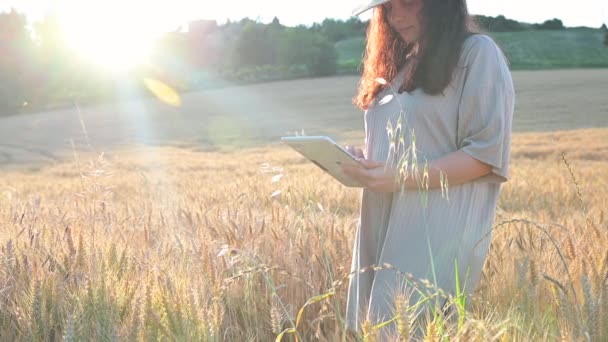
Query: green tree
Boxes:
[
  {"xmin": 0, "ymin": 8, "xmax": 35, "ymax": 115},
  {"xmin": 312, "ymin": 17, "xmax": 367, "ymax": 42},
  {"xmin": 344, "ymin": 17, "xmax": 368, "ymax": 37},
  {"xmin": 233, "ymin": 21, "xmax": 277, "ymax": 67},
  {"xmin": 538, "ymin": 18, "xmax": 565, "ymax": 30},
  {"xmin": 320, "ymin": 18, "xmax": 348, "ymax": 42},
  {"xmin": 474, "ymin": 15, "xmax": 528, "ymax": 32},
  {"xmin": 32, "ymin": 13, "xmax": 100, "ymax": 108},
  {"xmin": 270, "ymin": 16, "xmax": 282, "ymax": 29},
  {"xmin": 278, "ymin": 28, "xmax": 336, "ymax": 76}
]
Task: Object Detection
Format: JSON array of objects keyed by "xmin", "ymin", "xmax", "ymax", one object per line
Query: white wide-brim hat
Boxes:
[{"xmin": 352, "ymin": 0, "xmax": 391, "ymax": 16}]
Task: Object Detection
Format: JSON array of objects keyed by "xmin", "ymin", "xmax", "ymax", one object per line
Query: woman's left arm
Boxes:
[
  {"xmin": 341, "ymin": 150, "xmax": 491, "ymax": 193},
  {"xmin": 409, "ymin": 150, "xmax": 492, "ymax": 189},
  {"xmin": 343, "ymin": 36, "xmax": 515, "ymax": 193}
]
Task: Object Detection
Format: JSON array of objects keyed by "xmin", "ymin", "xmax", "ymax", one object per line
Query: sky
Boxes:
[{"xmin": 1, "ymin": 0, "xmax": 606, "ymax": 35}]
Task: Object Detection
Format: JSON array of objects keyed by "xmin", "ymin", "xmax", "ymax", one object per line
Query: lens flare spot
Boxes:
[{"xmin": 143, "ymin": 78, "xmax": 182, "ymax": 107}]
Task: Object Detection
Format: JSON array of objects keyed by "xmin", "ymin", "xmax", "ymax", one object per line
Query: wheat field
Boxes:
[
  {"xmin": 0, "ymin": 124, "xmax": 607, "ymax": 341},
  {"xmin": 1, "ymin": 68, "xmax": 608, "ymax": 341}
]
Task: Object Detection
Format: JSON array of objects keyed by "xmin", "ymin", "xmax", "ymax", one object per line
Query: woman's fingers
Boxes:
[
  {"xmin": 341, "ymin": 159, "xmax": 396, "ymax": 192},
  {"xmin": 358, "ymin": 159, "xmax": 384, "ymax": 169},
  {"xmin": 345, "ymin": 145, "xmax": 365, "ymax": 159},
  {"xmin": 345, "ymin": 145, "xmax": 355, "ymax": 155},
  {"xmin": 342, "ymin": 162, "xmax": 375, "ymax": 184},
  {"xmin": 341, "ymin": 163, "xmax": 363, "ymax": 180},
  {"xmin": 354, "ymin": 149, "xmax": 364, "ymax": 159}
]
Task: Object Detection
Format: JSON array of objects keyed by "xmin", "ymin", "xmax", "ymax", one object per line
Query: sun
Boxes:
[{"xmin": 58, "ymin": 1, "xmax": 160, "ymax": 71}]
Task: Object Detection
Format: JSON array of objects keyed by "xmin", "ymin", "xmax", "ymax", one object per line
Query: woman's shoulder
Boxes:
[
  {"xmin": 462, "ymin": 34, "xmax": 499, "ymax": 51},
  {"xmin": 460, "ymin": 34, "xmax": 505, "ymax": 65},
  {"xmin": 458, "ymin": 33, "xmax": 514, "ymax": 91}
]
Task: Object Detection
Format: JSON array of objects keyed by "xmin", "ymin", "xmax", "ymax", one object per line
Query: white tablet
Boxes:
[{"xmin": 281, "ymin": 136, "xmax": 364, "ymax": 187}]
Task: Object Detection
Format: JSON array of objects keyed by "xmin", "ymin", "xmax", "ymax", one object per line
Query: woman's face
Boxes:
[{"xmin": 382, "ymin": 0, "xmax": 423, "ymax": 43}]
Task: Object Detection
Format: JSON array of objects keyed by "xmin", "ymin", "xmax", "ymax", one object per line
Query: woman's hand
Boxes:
[
  {"xmin": 340, "ymin": 158, "xmax": 401, "ymax": 193},
  {"xmin": 344, "ymin": 145, "xmax": 365, "ymax": 159},
  {"xmin": 341, "ymin": 150, "xmax": 496, "ymax": 193}
]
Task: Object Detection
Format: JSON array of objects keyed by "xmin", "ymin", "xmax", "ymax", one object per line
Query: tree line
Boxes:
[
  {"xmin": 0, "ymin": 8, "xmax": 606, "ymax": 115},
  {"xmin": 475, "ymin": 15, "xmax": 567, "ymax": 32}
]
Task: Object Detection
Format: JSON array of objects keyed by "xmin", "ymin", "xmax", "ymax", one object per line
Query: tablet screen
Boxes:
[{"xmin": 281, "ymin": 136, "xmax": 364, "ymax": 187}]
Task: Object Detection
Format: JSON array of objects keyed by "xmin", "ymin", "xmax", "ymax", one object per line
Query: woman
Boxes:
[{"xmin": 340, "ymin": 0, "xmax": 514, "ymax": 336}]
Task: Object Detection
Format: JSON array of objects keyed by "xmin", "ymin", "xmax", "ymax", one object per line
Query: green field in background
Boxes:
[{"xmin": 336, "ymin": 28, "xmax": 608, "ymax": 71}]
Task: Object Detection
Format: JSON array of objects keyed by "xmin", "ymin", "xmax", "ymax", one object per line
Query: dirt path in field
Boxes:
[{"xmin": 1, "ymin": 69, "xmax": 607, "ymax": 169}]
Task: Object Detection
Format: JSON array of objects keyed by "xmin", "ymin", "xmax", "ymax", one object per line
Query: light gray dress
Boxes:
[{"xmin": 345, "ymin": 34, "xmax": 515, "ymax": 333}]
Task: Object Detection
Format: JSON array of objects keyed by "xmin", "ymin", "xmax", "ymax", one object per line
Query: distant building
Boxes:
[
  {"xmin": 189, "ymin": 20, "xmax": 217, "ymax": 36},
  {"xmin": 187, "ymin": 19, "xmax": 223, "ymax": 67}
]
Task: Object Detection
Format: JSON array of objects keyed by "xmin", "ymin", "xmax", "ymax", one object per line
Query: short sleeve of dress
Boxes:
[{"xmin": 457, "ymin": 35, "xmax": 515, "ymax": 183}]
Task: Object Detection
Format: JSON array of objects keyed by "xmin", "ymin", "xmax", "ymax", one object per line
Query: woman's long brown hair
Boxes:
[{"xmin": 354, "ymin": 0, "xmax": 477, "ymax": 110}]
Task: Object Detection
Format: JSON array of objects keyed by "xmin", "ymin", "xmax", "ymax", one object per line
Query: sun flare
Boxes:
[{"xmin": 58, "ymin": 1, "xmax": 160, "ymax": 71}]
